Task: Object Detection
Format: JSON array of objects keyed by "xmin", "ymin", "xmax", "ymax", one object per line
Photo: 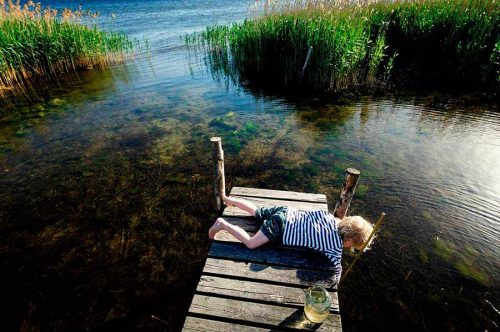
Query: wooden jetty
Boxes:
[{"xmin": 182, "ymin": 138, "xmax": 362, "ymax": 331}]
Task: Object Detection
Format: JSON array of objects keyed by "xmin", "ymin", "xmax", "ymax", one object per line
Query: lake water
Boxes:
[{"xmin": 0, "ymin": 1, "xmax": 499, "ymax": 331}]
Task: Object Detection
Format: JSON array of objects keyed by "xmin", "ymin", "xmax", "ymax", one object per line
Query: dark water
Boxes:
[{"xmin": 1, "ymin": 1, "xmax": 499, "ymax": 331}]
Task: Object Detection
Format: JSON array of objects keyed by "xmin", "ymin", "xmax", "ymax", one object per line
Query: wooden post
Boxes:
[
  {"xmin": 210, "ymin": 137, "xmax": 226, "ymax": 212},
  {"xmin": 334, "ymin": 168, "xmax": 360, "ymax": 219}
]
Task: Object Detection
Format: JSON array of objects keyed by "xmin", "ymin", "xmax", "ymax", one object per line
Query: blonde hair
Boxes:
[{"xmin": 338, "ymin": 216, "xmax": 374, "ymax": 251}]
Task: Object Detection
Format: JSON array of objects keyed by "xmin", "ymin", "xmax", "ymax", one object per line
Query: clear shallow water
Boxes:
[{"xmin": 1, "ymin": 1, "xmax": 499, "ymax": 331}]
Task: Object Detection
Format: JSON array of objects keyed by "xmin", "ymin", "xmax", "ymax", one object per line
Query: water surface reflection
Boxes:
[{"xmin": 0, "ymin": 0, "xmax": 499, "ymax": 331}]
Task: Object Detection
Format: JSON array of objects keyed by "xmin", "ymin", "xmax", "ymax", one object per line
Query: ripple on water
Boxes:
[{"xmin": 1, "ymin": 1, "xmax": 500, "ymax": 331}]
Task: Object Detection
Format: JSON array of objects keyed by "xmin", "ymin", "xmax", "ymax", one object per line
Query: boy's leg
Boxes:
[
  {"xmin": 208, "ymin": 217, "xmax": 270, "ymax": 249},
  {"xmin": 222, "ymin": 195, "xmax": 258, "ymax": 216}
]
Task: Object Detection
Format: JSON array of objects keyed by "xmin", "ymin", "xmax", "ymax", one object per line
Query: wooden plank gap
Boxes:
[
  {"xmin": 213, "ymin": 239, "xmax": 322, "ymax": 253},
  {"xmin": 194, "ymin": 290, "xmax": 305, "ymax": 310},
  {"xmin": 196, "ymin": 274, "xmax": 339, "ymax": 313},
  {"xmin": 201, "ymin": 271, "xmax": 338, "ymax": 293},
  {"xmin": 187, "ymin": 312, "xmax": 331, "ymax": 332},
  {"xmin": 186, "ymin": 312, "xmax": 290, "ymax": 331},
  {"xmin": 230, "ymin": 187, "xmax": 327, "ymax": 203},
  {"xmin": 183, "ymin": 316, "xmax": 274, "ymax": 332},
  {"xmin": 206, "ymin": 255, "xmax": 336, "ymax": 273},
  {"xmin": 203, "ymin": 258, "xmax": 339, "ymax": 290},
  {"xmin": 188, "ymin": 295, "xmax": 341, "ymax": 331},
  {"xmin": 231, "ymin": 194, "xmax": 327, "ymax": 205}
]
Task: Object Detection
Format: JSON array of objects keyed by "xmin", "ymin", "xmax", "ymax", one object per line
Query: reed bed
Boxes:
[
  {"xmin": 190, "ymin": 0, "xmax": 499, "ymax": 94},
  {"xmin": 0, "ymin": 1, "xmax": 134, "ymax": 93}
]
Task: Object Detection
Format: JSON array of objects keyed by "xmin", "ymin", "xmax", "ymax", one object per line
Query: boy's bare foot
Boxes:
[{"xmin": 208, "ymin": 218, "xmax": 226, "ymax": 239}]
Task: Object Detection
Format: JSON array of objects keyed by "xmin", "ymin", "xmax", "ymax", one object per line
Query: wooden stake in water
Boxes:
[
  {"xmin": 210, "ymin": 137, "xmax": 226, "ymax": 213},
  {"xmin": 334, "ymin": 168, "xmax": 360, "ymax": 219},
  {"xmin": 340, "ymin": 212, "xmax": 386, "ymax": 283}
]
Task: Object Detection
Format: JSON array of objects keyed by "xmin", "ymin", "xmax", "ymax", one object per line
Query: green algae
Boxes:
[
  {"xmin": 434, "ymin": 238, "xmax": 455, "ymax": 261},
  {"xmin": 421, "ymin": 210, "xmax": 433, "ymax": 222},
  {"xmin": 419, "ymin": 248, "xmax": 429, "ymax": 265}
]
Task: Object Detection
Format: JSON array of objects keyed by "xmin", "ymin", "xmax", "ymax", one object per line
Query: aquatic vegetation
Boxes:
[
  {"xmin": 190, "ymin": 0, "xmax": 499, "ymax": 94},
  {"xmin": 355, "ymin": 182, "xmax": 368, "ymax": 197},
  {"xmin": 0, "ymin": 1, "xmax": 134, "ymax": 95},
  {"xmin": 434, "ymin": 237, "xmax": 455, "ymax": 261},
  {"xmin": 434, "ymin": 238, "xmax": 491, "ymax": 286},
  {"xmin": 418, "ymin": 248, "xmax": 429, "ymax": 264},
  {"xmin": 421, "ymin": 210, "xmax": 433, "ymax": 222}
]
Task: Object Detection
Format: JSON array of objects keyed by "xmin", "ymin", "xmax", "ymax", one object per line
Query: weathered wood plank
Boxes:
[
  {"xmin": 223, "ymin": 196, "xmax": 327, "ymax": 217},
  {"xmin": 202, "ymin": 258, "xmax": 339, "ymax": 296},
  {"xmin": 182, "ymin": 317, "xmax": 270, "ymax": 332},
  {"xmin": 209, "ymin": 242, "xmax": 336, "ymax": 273},
  {"xmin": 189, "ymin": 295, "xmax": 341, "ymax": 331},
  {"xmin": 197, "ymin": 275, "xmax": 339, "ymax": 311},
  {"xmin": 231, "ymin": 187, "xmax": 327, "ymax": 203},
  {"xmin": 197, "ymin": 275, "xmax": 304, "ymax": 306}
]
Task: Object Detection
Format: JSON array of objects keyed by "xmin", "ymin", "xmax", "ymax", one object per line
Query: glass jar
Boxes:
[{"xmin": 304, "ymin": 284, "xmax": 332, "ymax": 323}]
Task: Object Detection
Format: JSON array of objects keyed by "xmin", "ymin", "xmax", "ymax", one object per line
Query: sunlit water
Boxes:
[{"xmin": 0, "ymin": 1, "xmax": 499, "ymax": 331}]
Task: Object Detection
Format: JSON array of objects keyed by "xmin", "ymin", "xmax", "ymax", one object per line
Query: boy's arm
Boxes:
[{"xmin": 324, "ymin": 251, "xmax": 342, "ymax": 286}]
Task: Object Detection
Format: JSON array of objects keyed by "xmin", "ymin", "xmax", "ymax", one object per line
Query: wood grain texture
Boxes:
[
  {"xmin": 334, "ymin": 168, "xmax": 360, "ymax": 219},
  {"xmin": 182, "ymin": 317, "xmax": 270, "ymax": 332},
  {"xmin": 209, "ymin": 242, "xmax": 336, "ymax": 272},
  {"xmin": 197, "ymin": 275, "xmax": 339, "ymax": 311},
  {"xmin": 203, "ymin": 258, "xmax": 338, "ymax": 291},
  {"xmin": 189, "ymin": 295, "xmax": 341, "ymax": 331},
  {"xmin": 197, "ymin": 275, "xmax": 305, "ymax": 306},
  {"xmin": 223, "ymin": 196, "xmax": 328, "ymax": 217},
  {"xmin": 211, "ymin": 137, "xmax": 225, "ymax": 211},
  {"xmin": 230, "ymin": 187, "xmax": 327, "ymax": 203}
]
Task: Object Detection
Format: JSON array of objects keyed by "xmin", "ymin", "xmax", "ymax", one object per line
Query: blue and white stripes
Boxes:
[{"xmin": 282, "ymin": 208, "xmax": 343, "ymax": 282}]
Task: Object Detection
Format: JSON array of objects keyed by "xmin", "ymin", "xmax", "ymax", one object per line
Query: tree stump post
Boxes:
[
  {"xmin": 334, "ymin": 168, "xmax": 360, "ymax": 219},
  {"xmin": 210, "ymin": 137, "xmax": 226, "ymax": 212}
]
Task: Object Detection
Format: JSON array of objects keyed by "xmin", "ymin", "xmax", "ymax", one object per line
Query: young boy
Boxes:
[{"xmin": 208, "ymin": 195, "xmax": 374, "ymax": 284}]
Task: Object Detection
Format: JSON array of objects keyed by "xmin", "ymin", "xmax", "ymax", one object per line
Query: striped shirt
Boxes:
[{"xmin": 282, "ymin": 207, "xmax": 343, "ymax": 282}]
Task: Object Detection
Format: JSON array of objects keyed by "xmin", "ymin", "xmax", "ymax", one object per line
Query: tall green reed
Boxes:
[
  {"xmin": 0, "ymin": 1, "xmax": 134, "ymax": 94},
  {"xmin": 190, "ymin": 0, "xmax": 499, "ymax": 94}
]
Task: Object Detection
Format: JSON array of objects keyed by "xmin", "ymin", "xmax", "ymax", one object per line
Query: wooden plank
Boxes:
[
  {"xmin": 209, "ymin": 242, "xmax": 337, "ymax": 273},
  {"xmin": 231, "ymin": 187, "xmax": 327, "ymax": 203},
  {"xmin": 182, "ymin": 317, "xmax": 270, "ymax": 332},
  {"xmin": 197, "ymin": 275, "xmax": 339, "ymax": 311},
  {"xmin": 189, "ymin": 295, "xmax": 341, "ymax": 331},
  {"xmin": 202, "ymin": 258, "xmax": 339, "ymax": 299},
  {"xmin": 197, "ymin": 275, "xmax": 304, "ymax": 306},
  {"xmin": 223, "ymin": 196, "xmax": 328, "ymax": 217}
]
